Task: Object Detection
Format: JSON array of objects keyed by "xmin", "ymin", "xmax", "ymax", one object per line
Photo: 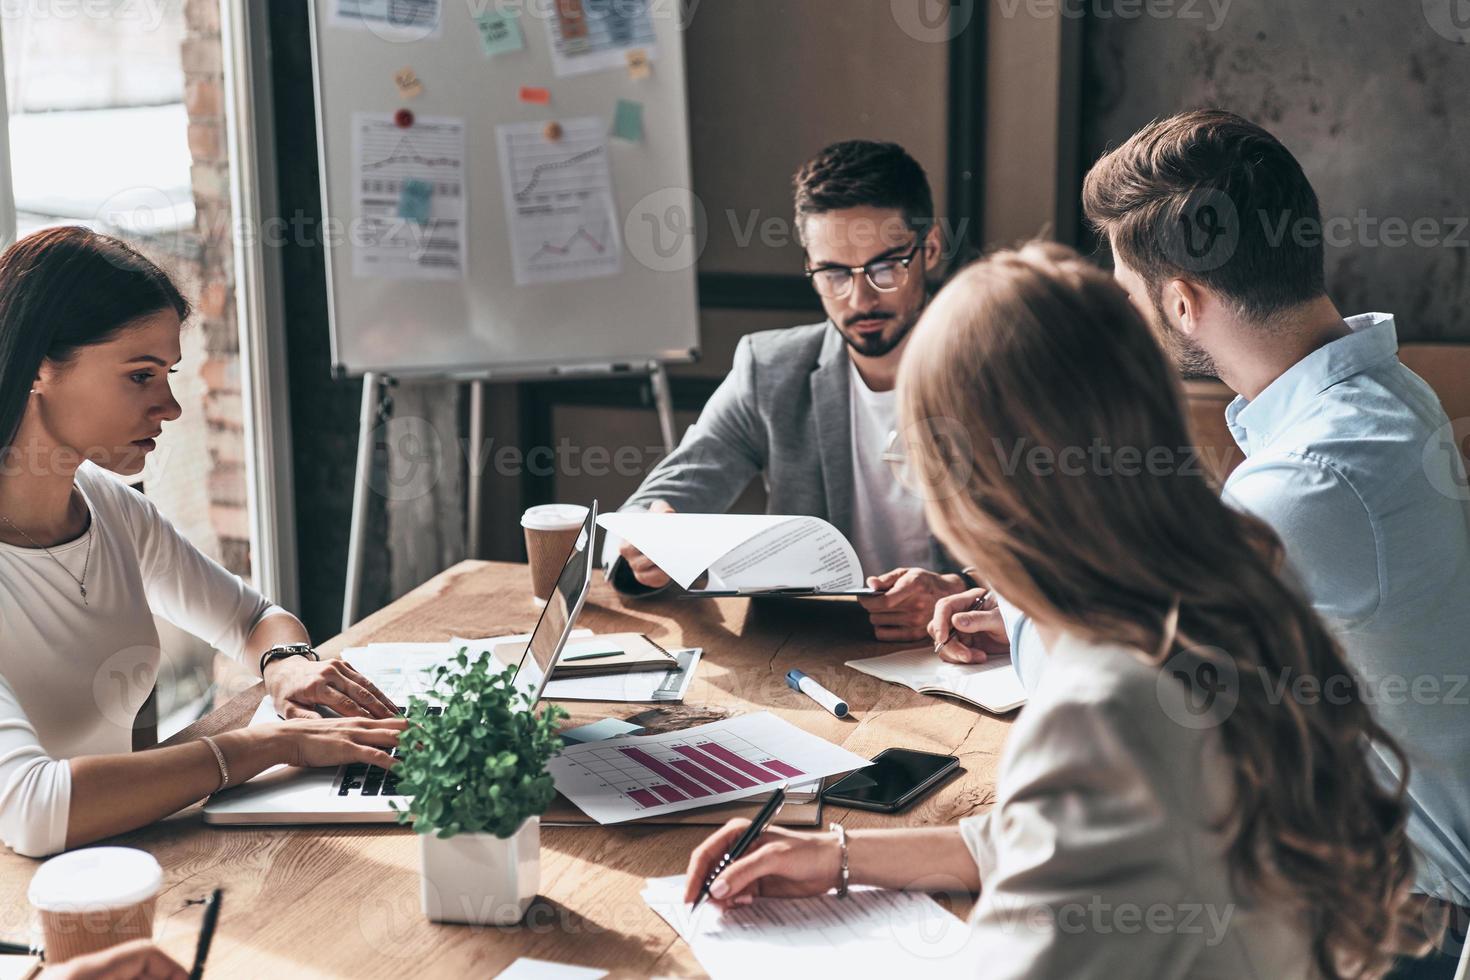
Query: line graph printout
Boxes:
[
  {"xmin": 331, "ymin": 0, "xmax": 442, "ymax": 40},
  {"xmin": 351, "ymin": 112, "xmax": 466, "ymax": 281},
  {"xmin": 496, "ymin": 118, "xmax": 622, "ymax": 286},
  {"xmin": 546, "ymin": 0, "xmax": 659, "ymax": 78},
  {"xmin": 549, "ymin": 712, "xmax": 871, "ymax": 824}
]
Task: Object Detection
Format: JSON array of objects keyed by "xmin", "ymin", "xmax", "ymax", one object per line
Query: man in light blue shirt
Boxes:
[{"xmin": 935, "ymin": 110, "xmax": 1469, "ymax": 969}]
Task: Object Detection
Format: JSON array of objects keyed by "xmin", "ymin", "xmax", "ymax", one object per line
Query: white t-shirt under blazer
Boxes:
[{"xmin": 0, "ymin": 462, "xmax": 282, "ymax": 856}]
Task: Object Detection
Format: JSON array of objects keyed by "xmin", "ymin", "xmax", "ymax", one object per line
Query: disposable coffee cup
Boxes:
[
  {"xmin": 28, "ymin": 847, "xmax": 162, "ymax": 963},
  {"xmin": 522, "ymin": 504, "xmax": 589, "ymax": 605}
]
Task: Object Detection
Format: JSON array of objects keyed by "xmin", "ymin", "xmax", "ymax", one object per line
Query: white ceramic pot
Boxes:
[{"xmin": 419, "ymin": 817, "xmax": 540, "ymax": 925}]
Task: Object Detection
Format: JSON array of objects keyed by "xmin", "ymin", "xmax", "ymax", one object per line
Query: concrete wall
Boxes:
[{"xmin": 1080, "ymin": 1, "xmax": 1470, "ymax": 339}]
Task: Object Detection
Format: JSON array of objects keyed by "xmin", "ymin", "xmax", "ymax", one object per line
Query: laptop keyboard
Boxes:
[{"xmin": 336, "ymin": 704, "xmax": 441, "ymax": 797}]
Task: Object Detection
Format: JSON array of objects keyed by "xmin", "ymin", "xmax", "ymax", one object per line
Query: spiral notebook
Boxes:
[{"xmin": 846, "ymin": 648, "xmax": 1027, "ymax": 714}]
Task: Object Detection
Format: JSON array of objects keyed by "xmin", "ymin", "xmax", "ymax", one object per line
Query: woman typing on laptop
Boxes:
[
  {"xmin": 0, "ymin": 228, "xmax": 404, "ymax": 857},
  {"xmin": 683, "ymin": 244, "xmax": 1424, "ymax": 977}
]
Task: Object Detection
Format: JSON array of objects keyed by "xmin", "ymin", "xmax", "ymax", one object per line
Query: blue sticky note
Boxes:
[
  {"xmin": 560, "ymin": 718, "xmax": 645, "ymax": 745},
  {"xmin": 397, "ymin": 178, "xmax": 433, "ymax": 224},
  {"xmin": 612, "ymin": 98, "xmax": 644, "ymax": 143},
  {"xmin": 475, "ymin": 10, "xmax": 525, "ymax": 58}
]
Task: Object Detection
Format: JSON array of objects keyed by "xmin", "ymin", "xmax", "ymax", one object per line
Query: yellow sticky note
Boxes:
[
  {"xmin": 626, "ymin": 48, "xmax": 651, "ymax": 80},
  {"xmin": 394, "ymin": 66, "xmax": 423, "ymax": 100}
]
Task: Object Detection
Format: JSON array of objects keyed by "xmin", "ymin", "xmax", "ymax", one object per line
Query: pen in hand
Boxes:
[
  {"xmin": 934, "ymin": 589, "xmax": 991, "ymax": 654},
  {"xmin": 691, "ymin": 785, "xmax": 788, "ymax": 910}
]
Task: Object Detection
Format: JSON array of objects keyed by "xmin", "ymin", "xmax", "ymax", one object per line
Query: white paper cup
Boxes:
[
  {"xmin": 28, "ymin": 847, "xmax": 162, "ymax": 963},
  {"xmin": 522, "ymin": 504, "xmax": 589, "ymax": 605}
]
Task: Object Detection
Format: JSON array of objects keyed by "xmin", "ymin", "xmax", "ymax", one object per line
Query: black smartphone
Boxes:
[{"xmin": 821, "ymin": 748, "xmax": 961, "ymax": 813}]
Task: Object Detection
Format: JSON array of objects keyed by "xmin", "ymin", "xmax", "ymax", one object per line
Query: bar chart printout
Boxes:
[{"xmin": 548, "ymin": 712, "xmax": 871, "ymax": 824}]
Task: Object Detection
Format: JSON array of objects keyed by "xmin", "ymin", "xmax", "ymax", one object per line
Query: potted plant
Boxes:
[{"xmin": 392, "ymin": 648, "xmax": 568, "ymax": 925}]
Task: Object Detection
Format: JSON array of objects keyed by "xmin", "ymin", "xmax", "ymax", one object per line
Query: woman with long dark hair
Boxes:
[
  {"xmin": 0, "ymin": 227, "xmax": 403, "ymax": 857},
  {"xmin": 681, "ymin": 243, "xmax": 1423, "ymax": 978}
]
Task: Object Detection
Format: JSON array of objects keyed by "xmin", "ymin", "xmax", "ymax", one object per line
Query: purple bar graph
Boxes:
[
  {"xmin": 699, "ymin": 742, "xmax": 793, "ymax": 783},
  {"xmin": 671, "ymin": 759, "xmax": 735, "ymax": 794},
  {"xmin": 628, "ymin": 788, "xmax": 661, "ymax": 808},
  {"xmin": 649, "ymin": 784, "xmax": 687, "ymax": 804},
  {"xmin": 674, "ymin": 745, "xmax": 757, "ymax": 788},
  {"xmin": 763, "ymin": 759, "xmax": 805, "ymax": 779},
  {"xmin": 618, "ymin": 746, "xmax": 711, "ymax": 798}
]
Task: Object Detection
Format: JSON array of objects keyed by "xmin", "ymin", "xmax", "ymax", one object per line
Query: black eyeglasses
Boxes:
[{"xmin": 804, "ymin": 241, "xmax": 924, "ymax": 299}]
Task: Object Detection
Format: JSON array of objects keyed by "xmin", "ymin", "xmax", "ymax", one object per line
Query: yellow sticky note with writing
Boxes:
[
  {"xmin": 394, "ymin": 66, "xmax": 423, "ymax": 100},
  {"xmin": 626, "ymin": 48, "xmax": 651, "ymax": 80}
]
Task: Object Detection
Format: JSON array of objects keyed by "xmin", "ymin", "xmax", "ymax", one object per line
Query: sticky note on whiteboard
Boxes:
[
  {"xmin": 397, "ymin": 178, "xmax": 434, "ymax": 224},
  {"xmin": 475, "ymin": 10, "xmax": 525, "ymax": 58},
  {"xmin": 612, "ymin": 99, "xmax": 644, "ymax": 142},
  {"xmin": 520, "ymin": 85, "xmax": 552, "ymax": 105},
  {"xmin": 626, "ymin": 48, "xmax": 651, "ymax": 79}
]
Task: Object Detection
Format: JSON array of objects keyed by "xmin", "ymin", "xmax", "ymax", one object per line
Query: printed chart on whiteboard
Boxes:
[
  {"xmin": 547, "ymin": 0, "xmax": 659, "ymax": 77},
  {"xmin": 351, "ymin": 112, "xmax": 467, "ymax": 281},
  {"xmin": 496, "ymin": 117, "xmax": 623, "ymax": 286},
  {"xmin": 548, "ymin": 712, "xmax": 871, "ymax": 824}
]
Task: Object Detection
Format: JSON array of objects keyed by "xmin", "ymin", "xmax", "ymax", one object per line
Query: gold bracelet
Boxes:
[
  {"xmin": 200, "ymin": 735, "xmax": 230, "ymax": 792},
  {"xmin": 829, "ymin": 822, "xmax": 849, "ymax": 899}
]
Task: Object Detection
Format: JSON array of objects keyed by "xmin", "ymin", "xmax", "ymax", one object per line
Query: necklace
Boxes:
[{"xmin": 0, "ymin": 489, "xmax": 94, "ymax": 605}]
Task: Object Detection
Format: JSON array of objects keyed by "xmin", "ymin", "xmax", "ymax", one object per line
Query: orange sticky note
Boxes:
[
  {"xmin": 520, "ymin": 86, "xmax": 552, "ymax": 105},
  {"xmin": 626, "ymin": 49, "xmax": 651, "ymax": 80},
  {"xmin": 394, "ymin": 66, "xmax": 424, "ymax": 100}
]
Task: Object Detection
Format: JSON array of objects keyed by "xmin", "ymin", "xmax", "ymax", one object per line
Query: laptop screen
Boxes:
[{"xmin": 510, "ymin": 501, "xmax": 596, "ymax": 703}]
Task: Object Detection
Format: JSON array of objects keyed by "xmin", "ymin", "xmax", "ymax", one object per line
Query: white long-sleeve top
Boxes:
[
  {"xmin": 0, "ymin": 462, "xmax": 281, "ymax": 856},
  {"xmin": 957, "ymin": 631, "xmax": 1315, "ymax": 978}
]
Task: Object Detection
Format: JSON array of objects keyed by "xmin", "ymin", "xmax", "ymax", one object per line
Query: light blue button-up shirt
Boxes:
[{"xmin": 1008, "ymin": 313, "xmax": 1470, "ymax": 904}]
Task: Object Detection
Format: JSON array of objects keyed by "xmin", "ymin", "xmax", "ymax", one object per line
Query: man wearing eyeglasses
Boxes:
[{"xmin": 607, "ymin": 140, "xmax": 975, "ymax": 640}]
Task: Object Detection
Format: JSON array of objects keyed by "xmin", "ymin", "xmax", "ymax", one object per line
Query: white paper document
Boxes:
[
  {"xmin": 642, "ymin": 875, "xmax": 980, "ymax": 978},
  {"xmin": 544, "ymin": 647, "xmax": 702, "ymax": 702},
  {"xmin": 545, "ymin": 0, "xmax": 658, "ymax": 77},
  {"xmin": 496, "ymin": 118, "xmax": 622, "ymax": 286},
  {"xmin": 597, "ymin": 513, "xmax": 869, "ymax": 593},
  {"xmin": 846, "ymin": 648, "xmax": 1027, "ymax": 714},
  {"xmin": 548, "ymin": 712, "xmax": 870, "ymax": 824},
  {"xmin": 351, "ymin": 112, "xmax": 466, "ymax": 280}
]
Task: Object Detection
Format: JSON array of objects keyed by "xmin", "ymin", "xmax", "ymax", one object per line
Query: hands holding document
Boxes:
[
  {"xmin": 618, "ymin": 500, "xmax": 677, "ymax": 589},
  {"xmin": 858, "ymin": 567, "xmax": 970, "ymax": 642}
]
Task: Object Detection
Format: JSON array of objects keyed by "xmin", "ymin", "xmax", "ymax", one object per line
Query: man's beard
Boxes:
[
  {"xmin": 838, "ymin": 309, "xmax": 919, "ymax": 358},
  {"xmin": 1149, "ymin": 298, "xmax": 1219, "ymax": 378}
]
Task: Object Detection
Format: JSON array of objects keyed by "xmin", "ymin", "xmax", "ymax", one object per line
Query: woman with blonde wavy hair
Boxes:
[{"xmin": 681, "ymin": 242, "xmax": 1423, "ymax": 979}]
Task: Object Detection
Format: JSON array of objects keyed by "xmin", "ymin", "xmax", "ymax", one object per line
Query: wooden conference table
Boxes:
[{"xmin": 0, "ymin": 562, "xmax": 1015, "ymax": 978}]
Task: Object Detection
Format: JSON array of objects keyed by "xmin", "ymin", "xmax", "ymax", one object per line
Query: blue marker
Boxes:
[{"xmin": 786, "ymin": 669, "xmax": 849, "ymax": 718}]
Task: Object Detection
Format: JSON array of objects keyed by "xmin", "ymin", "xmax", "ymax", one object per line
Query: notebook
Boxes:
[
  {"xmin": 494, "ymin": 633, "xmax": 678, "ymax": 677},
  {"xmin": 846, "ymin": 648, "xmax": 1027, "ymax": 714}
]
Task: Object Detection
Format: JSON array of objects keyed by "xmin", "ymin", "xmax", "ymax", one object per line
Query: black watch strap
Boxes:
[
  {"xmin": 259, "ymin": 643, "xmax": 319, "ymax": 678},
  {"xmin": 958, "ymin": 566, "xmax": 983, "ymax": 590}
]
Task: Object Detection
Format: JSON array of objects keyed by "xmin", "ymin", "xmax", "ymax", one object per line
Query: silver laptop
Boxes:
[{"xmin": 204, "ymin": 502, "xmax": 597, "ymax": 825}]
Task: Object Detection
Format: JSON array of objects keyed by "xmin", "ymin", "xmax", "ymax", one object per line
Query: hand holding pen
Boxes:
[{"xmin": 928, "ymin": 587, "xmax": 1009, "ymax": 664}]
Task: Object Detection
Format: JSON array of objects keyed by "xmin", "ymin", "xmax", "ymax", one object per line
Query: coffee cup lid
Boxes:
[
  {"xmin": 29, "ymin": 847, "xmax": 163, "ymax": 911},
  {"xmin": 521, "ymin": 504, "xmax": 588, "ymax": 532}
]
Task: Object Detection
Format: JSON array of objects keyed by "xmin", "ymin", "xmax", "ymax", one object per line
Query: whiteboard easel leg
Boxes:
[
  {"xmin": 466, "ymin": 379, "xmax": 485, "ymax": 560},
  {"xmin": 649, "ymin": 362, "xmax": 676, "ymax": 454},
  {"xmin": 343, "ymin": 371, "xmax": 385, "ymax": 633}
]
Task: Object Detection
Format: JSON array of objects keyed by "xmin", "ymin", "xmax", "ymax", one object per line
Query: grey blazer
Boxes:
[{"xmin": 609, "ymin": 321, "xmax": 960, "ymax": 593}]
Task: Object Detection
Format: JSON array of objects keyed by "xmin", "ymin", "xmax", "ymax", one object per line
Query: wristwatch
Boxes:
[
  {"xmin": 958, "ymin": 566, "xmax": 984, "ymax": 590},
  {"xmin": 259, "ymin": 642, "xmax": 320, "ymax": 678}
]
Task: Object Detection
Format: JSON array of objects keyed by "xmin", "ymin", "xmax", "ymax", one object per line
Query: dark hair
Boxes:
[
  {"xmin": 0, "ymin": 226, "xmax": 190, "ymax": 453},
  {"xmin": 792, "ymin": 140, "xmax": 936, "ymax": 242},
  {"xmin": 1082, "ymin": 109, "xmax": 1327, "ymax": 322}
]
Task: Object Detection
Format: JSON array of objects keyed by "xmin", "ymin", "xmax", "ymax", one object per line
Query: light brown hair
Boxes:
[
  {"xmin": 898, "ymin": 241, "xmax": 1418, "ymax": 979},
  {"xmin": 1082, "ymin": 108, "xmax": 1326, "ymax": 322}
]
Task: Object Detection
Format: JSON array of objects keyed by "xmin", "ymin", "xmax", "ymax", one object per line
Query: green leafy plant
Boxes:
[{"xmin": 391, "ymin": 648, "xmax": 568, "ymax": 839}]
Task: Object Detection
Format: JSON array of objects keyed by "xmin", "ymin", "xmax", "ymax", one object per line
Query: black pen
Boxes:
[
  {"xmin": 189, "ymin": 887, "xmax": 223, "ymax": 980},
  {"xmin": 0, "ymin": 939, "xmax": 40, "ymax": 956},
  {"xmin": 692, "ymin": 784, "xmax": 787, "ymax": 910}
]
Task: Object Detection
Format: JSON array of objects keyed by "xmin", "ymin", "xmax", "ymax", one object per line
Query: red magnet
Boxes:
[{"xmin": 394, "ymin": 108, "xmax": 415, "ymax": 128}]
